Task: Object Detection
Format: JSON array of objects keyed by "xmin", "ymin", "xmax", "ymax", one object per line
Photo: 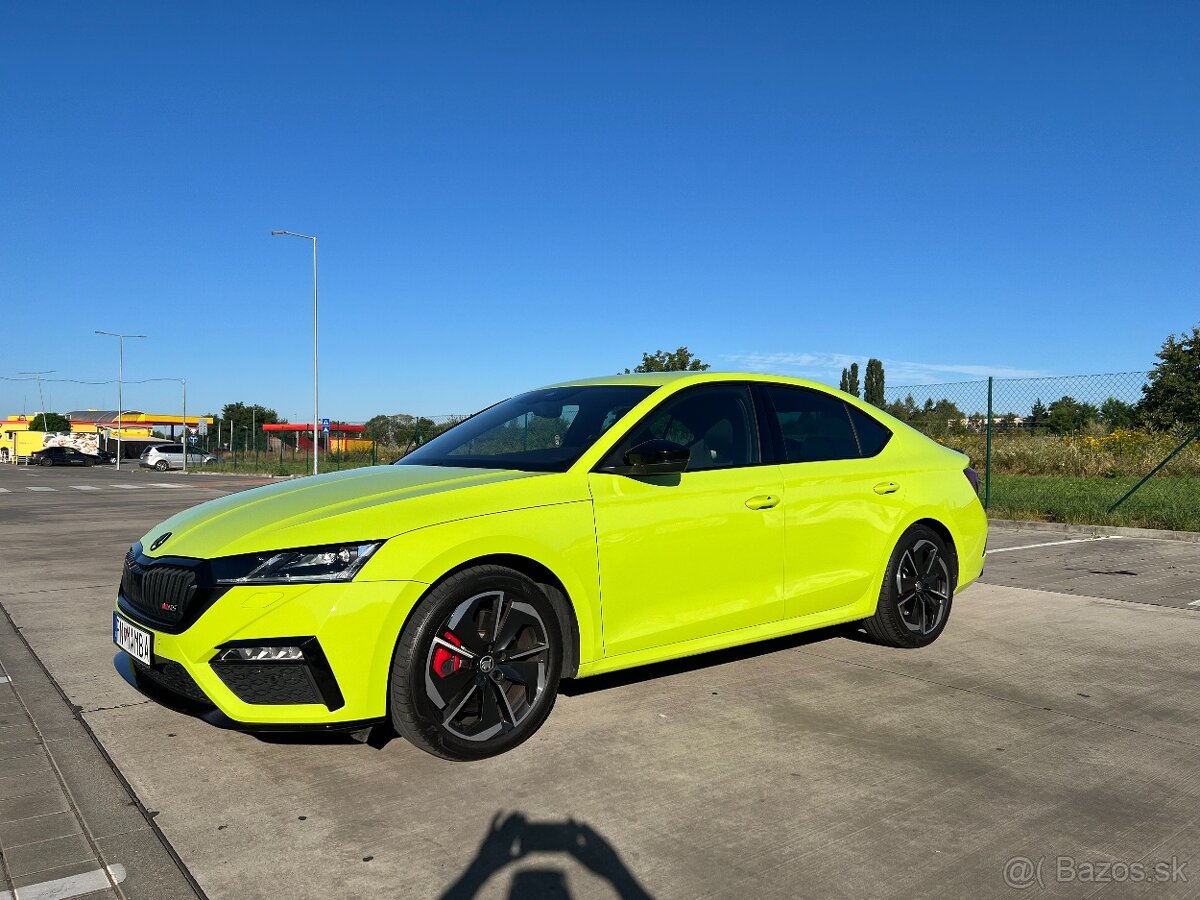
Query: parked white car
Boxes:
[{"xmin": 139, "ymin": 444, "xmax": 217, "ymax": 471}]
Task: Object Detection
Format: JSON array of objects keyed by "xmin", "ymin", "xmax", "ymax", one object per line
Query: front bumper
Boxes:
[{"xmin": 114, "ymin": 578, "xmax": 430, "ymax": 726}]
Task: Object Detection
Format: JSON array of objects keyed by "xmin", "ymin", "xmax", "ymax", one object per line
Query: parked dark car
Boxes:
[
  {"xmin": 29, "ymin": 447, "xmax": 98, "ymax": 467},
  {"xmin": 91, "ymin": 449, "xmax": 117, "ymax": 464}
]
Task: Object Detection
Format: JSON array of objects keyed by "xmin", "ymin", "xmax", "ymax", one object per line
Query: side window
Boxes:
[
  {"xmin": 607, "ymin": 385, "xmax": 759, "ymax": 471},
  {"xmin": 846, "ymin": 405, "xmax": 892, "ymax": 457},
  {"xmin": 764, "ymin": 386, "xmax": 860, "ymax": 463}
]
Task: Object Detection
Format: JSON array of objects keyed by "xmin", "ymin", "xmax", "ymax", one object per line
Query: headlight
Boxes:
[{"xmin": 213, "ymin": 542, "xmax": 381, "ymax": 585}]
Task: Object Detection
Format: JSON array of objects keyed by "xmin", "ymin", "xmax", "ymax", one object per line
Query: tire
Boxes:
[
  {"xmin": 862, "ymin": 524, "xmax": 955, "ymax": 649},
  {"xmin": 389, "ymin": 565, "xmax": 563, "ymax": 761},
  {"xmin": 39, "ymin": 457, "xmax": 53, "ymax": 467},
  {"xmin": 154, "ymin": 460, "xmax": 170, "ymax": 471}
]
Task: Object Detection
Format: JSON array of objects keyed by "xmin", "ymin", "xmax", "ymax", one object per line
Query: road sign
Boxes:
[
  {"xmin": 321, "ymin": 417, "xmax": 331, "ymax": 433},
  {"xmin": 189, "ymin": 435, "xmax": 198, "ymax": 445}
]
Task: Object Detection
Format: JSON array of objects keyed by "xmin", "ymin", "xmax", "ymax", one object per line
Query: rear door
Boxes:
[{"xmin": 757, "ymin": 384, "xmax": 907, "ymax": 618}]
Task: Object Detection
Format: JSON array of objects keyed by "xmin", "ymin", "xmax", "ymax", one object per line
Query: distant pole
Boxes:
[
  {"xmin": 95, "ymin": 331, "xmax": 146, "ymax": 471},
  {"xmin": 271, "ymin": 230, "xmax": 319, "ymax": 475},
  {"xmin": 181, "ymin": 379, "xmax": 188, "ymax": 474},
  {"xmin": 985, "ymin": 377, "xmax": 993, "ymax": 510}
]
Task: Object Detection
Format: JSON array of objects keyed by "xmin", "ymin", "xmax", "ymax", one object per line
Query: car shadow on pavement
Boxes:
[
  {"xmin": 559, "ymin": 623, "xmax": 856, "ymax": 697},
  {"xmin": 112, "ymin": 623, "xmax": 866, "ymax": 751},
  {"xmin": 439, "ymin": 811, "xmax": 654, "ymax": 899}
]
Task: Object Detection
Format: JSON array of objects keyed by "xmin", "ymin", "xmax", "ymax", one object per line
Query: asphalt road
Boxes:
[{"xmin": 1, "ymin": 464, "xmax": 1197, "ymax": 899}]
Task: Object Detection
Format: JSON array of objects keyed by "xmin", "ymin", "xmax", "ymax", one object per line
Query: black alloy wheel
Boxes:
[
  {"xmin": 39, "ymin": 456, "xmax": 53, "ymax": 467},
  {"xmin": 862, "ymin": 524, "xmax": 955, "ymax": 649},
  {"xmin": 390, "ymin": 566, "xmax": 563, "ymax": 761}
]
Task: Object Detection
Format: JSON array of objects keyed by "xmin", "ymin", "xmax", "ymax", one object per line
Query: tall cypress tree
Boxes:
[
  {"xmin": 847, "ymin": 363, "xmax": 860, "ymax": 397},
  {"xmin": 864, "ymin": 358, "xmax": 885, "ymax": 407}
]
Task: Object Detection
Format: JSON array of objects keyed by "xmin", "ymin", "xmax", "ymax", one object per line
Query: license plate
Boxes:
[{"xmin": 113, "ymin": 612, "xmax": 153, "ymax": 665}]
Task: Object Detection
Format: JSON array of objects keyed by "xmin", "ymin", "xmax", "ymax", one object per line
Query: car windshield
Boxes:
[{"xmin": 396, "ymin": 385, "xmax": 656, "ymax": 472}]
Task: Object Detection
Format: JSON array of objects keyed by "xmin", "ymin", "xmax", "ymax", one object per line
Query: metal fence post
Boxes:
[{"xmin": 985, "ymin": 376, "xmax": 993, "ymax": 510}]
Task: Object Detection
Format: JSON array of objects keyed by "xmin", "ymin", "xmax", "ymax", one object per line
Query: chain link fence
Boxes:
[
  {"xmin": 197, "ymin": 414, "xmax": 470, "ymax": 475},
  {"xmin": 883, "ymin": 372, "xmax": 1200, "ymax": 532}
]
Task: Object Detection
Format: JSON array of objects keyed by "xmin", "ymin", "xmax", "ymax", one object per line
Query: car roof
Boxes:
[{"xmin": 540, "ymin": 370, "xmax": 841, "ymax": 392}]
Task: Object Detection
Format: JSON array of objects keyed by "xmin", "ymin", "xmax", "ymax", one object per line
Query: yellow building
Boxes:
[{"xmin": 2, "ymin": 411, "xmax": 213, "ymax": 463}]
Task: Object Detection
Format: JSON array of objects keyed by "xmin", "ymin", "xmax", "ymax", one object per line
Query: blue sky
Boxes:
[{"xmin": 2, "ymin": 2, "xmax": 1197, "ymax": 423}]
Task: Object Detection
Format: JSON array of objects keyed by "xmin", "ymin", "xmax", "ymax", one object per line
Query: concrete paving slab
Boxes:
[
  {"xmin": 0, "ymin": 789, "xmax": 70, "ymax": 824},
  {"xmin": 5, "ymin": 832, "xmax": 95, "ymax": 877},
  {"xmin": 0, "ymin": 810, "xmax": 82, "ymax": 849}
]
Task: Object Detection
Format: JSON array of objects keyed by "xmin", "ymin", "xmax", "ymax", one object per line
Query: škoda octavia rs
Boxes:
[{"xmin": 113, "ymin": 372, "xmax": 987, "ymax": 760}]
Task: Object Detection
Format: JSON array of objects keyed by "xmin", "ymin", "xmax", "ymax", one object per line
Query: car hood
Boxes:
[{"xmin": 138, "ymin": 465, "xmax": 576, "ymax": 560}]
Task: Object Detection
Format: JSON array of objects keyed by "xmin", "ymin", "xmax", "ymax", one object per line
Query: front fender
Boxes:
[{"xmin": 359, "ymin": 499, "xmax": 603, "ymax": 674}]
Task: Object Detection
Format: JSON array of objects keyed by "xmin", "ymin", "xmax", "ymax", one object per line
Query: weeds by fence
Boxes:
[{"xmin": 883, "ymin": 372, "xmax": 1200, "ymax": 531}]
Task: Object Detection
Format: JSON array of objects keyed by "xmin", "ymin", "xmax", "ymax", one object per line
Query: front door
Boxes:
[{"xmin": 589, "ymin": 384, "xmax": 785, "ymax": 657}]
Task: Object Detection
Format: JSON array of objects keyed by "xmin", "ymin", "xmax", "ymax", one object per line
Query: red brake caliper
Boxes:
[{"xmin": 432, "ymin": 631, "xmax": 464, "ymax": 678}]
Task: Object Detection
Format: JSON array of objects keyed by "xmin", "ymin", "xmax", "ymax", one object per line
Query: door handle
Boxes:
[
  {"xmin": 873, "ymin": 481, "xmax": 900, "ymax": 495},
  {"xmin": 745, "ymin": 494, "xmax": 780, "ymax": 510}
]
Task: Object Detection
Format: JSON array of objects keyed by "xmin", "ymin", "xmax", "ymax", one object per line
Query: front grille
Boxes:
[
  {"xmin": 132, "ymin": 658, "xmax": 212, "ymax": 706},
  {"xmin": 120, "ymin": 547, "xmax": 198, "ymax": 627}
]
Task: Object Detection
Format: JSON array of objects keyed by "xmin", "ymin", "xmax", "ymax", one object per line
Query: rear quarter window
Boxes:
[{"xmin": 846, "ymin": 405, "xmax": 892, "ymax": 457}]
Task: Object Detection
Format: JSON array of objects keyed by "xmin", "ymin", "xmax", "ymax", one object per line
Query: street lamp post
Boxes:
[
  {"xmin": 181, "ymin": 378, "xmax": 188, "ymax": 474},
  {"xmin": 94, "ymin": 331, "xmax": 147, "ymax": 471},
  {"xmin": 271, "ymin": 230, "xmax": 319, "ymax": 476},
  {"xmin": 17, "ymin": 371, "xmax": 54, "ymax": 435}
]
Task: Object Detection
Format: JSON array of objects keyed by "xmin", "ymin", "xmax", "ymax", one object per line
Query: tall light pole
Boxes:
[
  {"xmin": 95, "ymin": 331, "xmax": 147, "ymax": 471},
  {"xmin": 181, "ymin": 378, "xmax": 188, "ymax": 474},
  {"xmin": 17, "ymin": 371, "xmax": 54, "ymax": 440},
  {"xmin": 271, "ymin": 230, "xmax": 319, "ymax": 475}
]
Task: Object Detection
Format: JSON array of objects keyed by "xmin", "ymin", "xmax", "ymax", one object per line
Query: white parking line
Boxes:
[
  {"xmin": 108, "ymin": 484, "xmax": 145, "ymax": 489},
  {"xmin": 0, "ymin": 864, "xmax": 126, "ymax": 900},
  {"xmin": 71, "ymin": 485, "xmax": 102, "ymax": 491},
  {"xmin": 987, "ymin": 536, "xmax": 1123, "ymax": 554},
  {"xmin": 0, "ymin": 488, "xmax": 10, "ymax": 493},
  {"xmin": 26, "ymin": 486, "xmax": 56, "ymax": 492},
  {"xmin": 1188, "ymin": 599, "xmax": 1200, "ymax": 608},
  {"xmin": 0, "ymin": 676, "xmax": 10, "ymax": 684},
  {"xmin": 148, "ymin": 482, "xmax": 184, "ymax": 488}
]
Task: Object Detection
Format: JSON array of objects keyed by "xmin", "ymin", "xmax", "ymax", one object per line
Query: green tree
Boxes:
[
  {"xmin": 625, "ymin": 347, "xmax": 710, "ymax": 373},
  {"xmin": 863, "ymin": 358, "xmax": 885, "ymax": 407},
  {"xmin": 210, "ymin": 402, "xmax": 284, "ymax": 452},
  {"xmin": 28, "ymin": 412, "xmax": 71, "ymax": 432},
  {"xmin": 885, "ymin": 393, "xmax": 918, "ymax": 422},
  {"xmin": 1046, "ymin": 396, "xmax": 1098, "ymax": 434},
  {"xmin": 1098, "ymin": 397, "xmax": 1137, "ymax": 430},
  {"xmin": 364, "ymin": 413, "xmax": 448, "ymax": 451},
  {"xmin": 1138, "ymin": 324, "xmax": 1200, "ymax": 430},
  {"xmin": 1029, "ymin": 398, "xmax": 1048, "ymax": 431},
  {"xmin": 839, "ymin": 363, "xmax": 860, "ymax": 397}
]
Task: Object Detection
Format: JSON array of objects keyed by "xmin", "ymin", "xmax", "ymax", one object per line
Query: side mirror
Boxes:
[{"xmin": 617, "ymin": 439, "xmax": 690, "ymax": 476}]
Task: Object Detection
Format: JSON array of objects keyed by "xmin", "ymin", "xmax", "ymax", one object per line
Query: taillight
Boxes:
[{"xmin": 964, "ymin": 467, "xmax": 980, "ymax": 495}]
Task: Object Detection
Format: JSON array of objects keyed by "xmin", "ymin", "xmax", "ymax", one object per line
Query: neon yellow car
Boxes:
[{"xmin": 113, "ymin": 372, "xmax": 987, "ymax": 760}]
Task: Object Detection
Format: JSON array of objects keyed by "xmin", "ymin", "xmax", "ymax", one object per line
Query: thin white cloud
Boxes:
[{"xmin": 720, "ymin": 352, "xmax": 1047, "ymax": 385}]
